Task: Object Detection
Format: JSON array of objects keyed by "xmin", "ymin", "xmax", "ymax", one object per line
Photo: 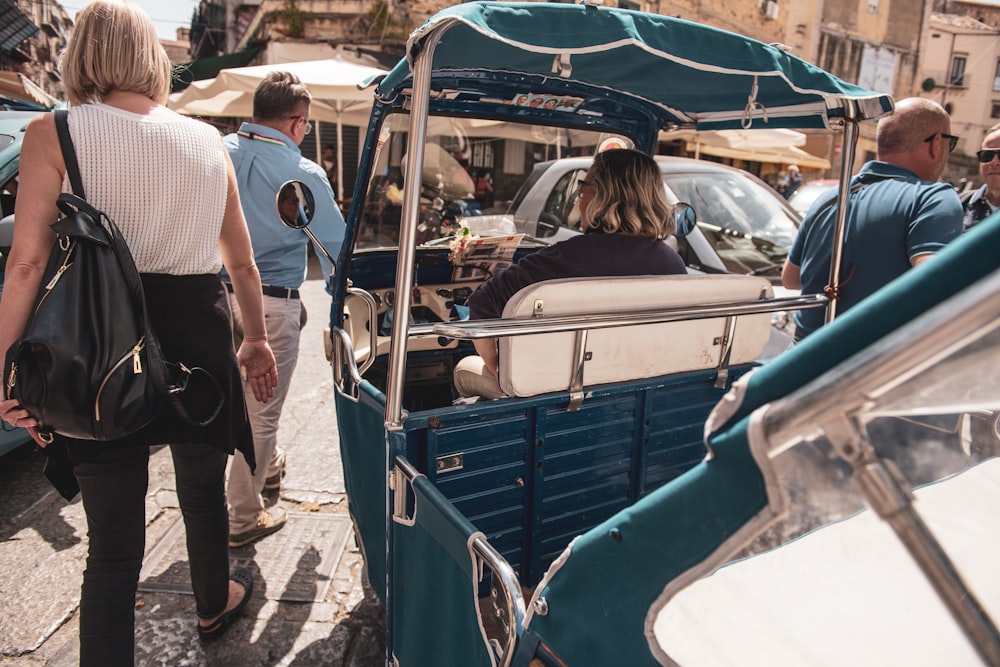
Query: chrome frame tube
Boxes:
[
  {"xmin": 471, "ymin": 535, "xmax": 527, "ymax": 667},
  {"xmin": 821, "ymin": 415, "xmax": 1000, "ymax": 667},
  {"xmin": 329, "ymin": 327, "xmax": 362, "ymax": 402},
  {"xmin": 826, "ymin": 104, "xmax": 860, "ymax": 325},
  {"xmin": 761, "ymin": 271, "xmax": 1000, "ymax": 664},
  {"xmin": 346, "ymin": 287, "xmax": 379, "ymax": 376},
  {"xmin": 301, "ymin": 226, "xmax": 337, "ymax": 268},
  {"xmin": 420, "ymin": 294, "xmax": 825, "ymax": 340},
  {"xmin": 385, "ymin": 28, "xmax": 450, "ymax": 432},
  {"xmin": 764, "ymin": 270, "xmax": 1000, "ymax": 452}
]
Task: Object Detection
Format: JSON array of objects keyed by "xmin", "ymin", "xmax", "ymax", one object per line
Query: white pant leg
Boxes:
[
  {"xmin": 453, "ymin": 355, "xmax": 506, "ymax": 400},
  {"xmin": 226, "ymin": 293, "xmax": 301, "ymax": 533}
]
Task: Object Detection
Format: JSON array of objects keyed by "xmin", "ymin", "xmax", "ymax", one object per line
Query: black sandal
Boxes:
[{"xmin": 197, "ymin": 568, "xmax": 254, "ymax": 640}]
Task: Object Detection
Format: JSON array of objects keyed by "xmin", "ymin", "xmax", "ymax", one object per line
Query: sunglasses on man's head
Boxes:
[
  {"xmin": 923, "ymin": 132, "xmax": 959, "ymax": 153},
  {"xmin": 977, "ymin": 149, "xmax": 1000, "ymax": 163}
]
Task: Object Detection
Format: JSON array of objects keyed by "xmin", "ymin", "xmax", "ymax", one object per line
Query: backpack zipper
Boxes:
[
  {"xmin": 35, "ymin": 240, "xmax": 75, "ymax": 312},
  {"xmin": 94, "ymin": 337, "xmax": 145, "ymax": 422}
]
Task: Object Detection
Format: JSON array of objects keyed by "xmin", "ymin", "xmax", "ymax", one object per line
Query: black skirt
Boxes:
[{"xmin": 49, "ymin": 274, "xmax": 255, "ymax": 497}]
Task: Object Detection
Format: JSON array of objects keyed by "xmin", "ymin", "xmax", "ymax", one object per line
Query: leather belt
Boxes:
[{"xmin": 224, "ymin": 282, "xmax": 300, "ymax": 299}]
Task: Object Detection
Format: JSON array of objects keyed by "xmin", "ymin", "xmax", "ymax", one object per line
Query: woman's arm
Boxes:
[
  {"xmin": 0, "ymin": 114, "xmax": 64, "ymax": 441},
  {"xmin": 217, "ymin": 153, "xmax": 277, "ymax": 403}
]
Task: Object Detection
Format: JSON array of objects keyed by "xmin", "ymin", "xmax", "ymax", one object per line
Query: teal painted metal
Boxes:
[
  {"xmin": 332, "ymin": 2, "xmax": 902, "ymax": 663},
  {"xmin": 392, "ymin": 473, "xmax": 497, "ymax": 667},
  {"xmin": 526, "ymin": 420, "xmax": 766, "ymax": 666},
  {"xmin": 395, "ymin": 367, "xmax": 750, "ymax": 591},
  {"xmin": 524, "ymin": 202, "xmax": 1000, "ymax": 667},
  {"xmin": 334, "ymin": 381, "xmax": 388, "ymax": 602}
]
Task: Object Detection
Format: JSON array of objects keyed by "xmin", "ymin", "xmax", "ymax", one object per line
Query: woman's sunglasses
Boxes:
[{"xmin": 977, "ymin": 149, "xmax": 1000, "ymax": 163}]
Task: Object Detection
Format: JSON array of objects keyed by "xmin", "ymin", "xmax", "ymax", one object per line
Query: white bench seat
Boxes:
[{"xmin": 497, "ymin": 274, "xmax": 774, "ymax": 403}]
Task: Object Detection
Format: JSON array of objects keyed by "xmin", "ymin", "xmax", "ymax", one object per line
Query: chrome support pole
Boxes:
[
  {"xmin": 826, "ymin": 105, "xmax": 860, "ymax": 325},
  {"xmin": 385, "ymin": 30, "xmax": 447, "ymax": 432}
]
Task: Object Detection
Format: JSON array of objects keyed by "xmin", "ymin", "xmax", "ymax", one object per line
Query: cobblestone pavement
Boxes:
[{"xmin": 0, "ymin": 276, "xmax": 387, "ymax": 666}]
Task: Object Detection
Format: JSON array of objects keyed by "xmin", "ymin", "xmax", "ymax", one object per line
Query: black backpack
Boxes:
[{"xmin": 3, "ymin": 110, "xmax": 220, "ymax": 442}]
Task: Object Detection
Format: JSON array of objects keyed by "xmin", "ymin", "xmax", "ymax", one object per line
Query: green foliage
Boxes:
[{"xmin": 282, "ymin": 0, "xmax": 306, "ymax": 38}]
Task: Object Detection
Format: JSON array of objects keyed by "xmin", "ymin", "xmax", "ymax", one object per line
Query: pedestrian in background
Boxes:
[
  {"xmin": 0, "ymin": 0, "xmax": 278, "ymax": 661},
  {"xmin": 224, "ymin": 71, "xmax": 345, "ymax": 548},
  {"xmin": 962, "ymin": 122, "xmax": 1000, "ymax": 231},
  {"xmin": 781, "ymin": 164, "xmax": 802, "ymax": 199},
  {"xmin": 320, "ymin": 143, "xmax": 339, "ymax": 199},
  {"xmin": 782, "ymin": 97, "xmax": 963, "ymax": 340}
]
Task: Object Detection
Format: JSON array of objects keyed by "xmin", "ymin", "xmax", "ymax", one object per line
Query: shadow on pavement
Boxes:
[{"xmin": 0, "ymin": 443, "xmax": 81, "ymax": 551}]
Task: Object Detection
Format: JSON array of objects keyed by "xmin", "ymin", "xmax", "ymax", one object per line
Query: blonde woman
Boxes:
[
  {"xmin": 0, "ymin": 0, "xmax": 277, "ymax": 662},
  {"xmin": 454, "ymin": 148, "xmax": 686, "ymax": 399}
]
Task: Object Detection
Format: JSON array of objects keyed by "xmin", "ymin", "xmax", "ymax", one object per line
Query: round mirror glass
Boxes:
[
  {"xmin": 674, "ymin": 202, "xmax": 697, "ymax": 237},
  {"xmin": 276, "ymin": 180, "xmax": 315, "ymax": 229}
]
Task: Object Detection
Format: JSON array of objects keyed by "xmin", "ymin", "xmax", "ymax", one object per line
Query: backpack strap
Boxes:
[{"xmin": 54, "ymin": 110, "xmax": 86, "ymax": 199}]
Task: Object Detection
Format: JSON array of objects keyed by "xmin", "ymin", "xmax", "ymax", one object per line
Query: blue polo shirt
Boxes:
[
  {"xmin": 789, "ymin": 161, "xmax": 962, "ymax": 337},
  {"xmin": 222, "ymin": 122, "xmax": 344, "ymax": 289}
]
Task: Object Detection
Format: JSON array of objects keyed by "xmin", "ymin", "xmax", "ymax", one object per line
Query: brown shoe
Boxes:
[
  {"xmin": 229, "ymin": 506, "xmax": 287, "ymax": 548},
  {"xmin": 263, "ymin": 449, "xmax": 286, "ymax": 491}
]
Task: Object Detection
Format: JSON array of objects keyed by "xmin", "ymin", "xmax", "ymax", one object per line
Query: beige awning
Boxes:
[
  {"xmin": 662, "ymin": 129, "xmax": 831, "ymax": 170},
  {"xmin": 0, "ymin": 71, "xmax": 57, "ymax": 108}
]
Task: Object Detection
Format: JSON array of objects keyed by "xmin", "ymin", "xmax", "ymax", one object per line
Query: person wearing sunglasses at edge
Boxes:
[
  {"xmin": 453, "ymin": 149, "xmax": 687, "ymax": 400},
  {"xmin": 0, "ymin": 0, "xmax": 278, "ymax": 662},
  {"xmin": 962, "ymin": 122, "xmax": 1000, "ymax": 231},
  {"xmin": 781, "ymin": 97, "xmax": 964, "ymax": 342},
  {"xmin": 222, "ymin": 71, "xmax": 345, "ymax": 549}
]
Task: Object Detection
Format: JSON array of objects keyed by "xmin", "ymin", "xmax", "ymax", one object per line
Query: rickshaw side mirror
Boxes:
[
  {"xmin": 674, "ymin": 202, "xmax": 697, "ymax": 237},
  {"xmin": 275, "ymin": 180, "xmax": 337, "ymax": 273},
  {"xmin": 277, "ymin": 180, "xmax": 316, "ymax": 229}
]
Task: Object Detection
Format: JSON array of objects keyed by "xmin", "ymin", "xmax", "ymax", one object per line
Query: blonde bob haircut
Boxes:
[
  {"xmin": 582, "ymin": 149, "xmax": 675, "ymax": 240},
  {"xmin": 61, "ymin": 0, "xmax": 172, "ymax": 106}
]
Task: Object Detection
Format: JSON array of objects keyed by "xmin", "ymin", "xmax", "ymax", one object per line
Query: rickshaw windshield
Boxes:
[
  {"xmin": 356, "ymin": 113, "xmax": 624, "ymax": 250},
  {"xmin": 353, "ymin": 112, "xmax": 616, "ymax": 251},
  {"xmin": 652, "ymin": 311, "xmax": 1000, "ymax": 666}
]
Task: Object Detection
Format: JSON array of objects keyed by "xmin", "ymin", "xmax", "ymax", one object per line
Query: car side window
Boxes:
[
  {"xmin": 1, "ymin": 174, "xmax": 17, "ymax": 218},
  {"xmin": 541, "ymin": 169, "xmax": 586, "ymax": 233}
]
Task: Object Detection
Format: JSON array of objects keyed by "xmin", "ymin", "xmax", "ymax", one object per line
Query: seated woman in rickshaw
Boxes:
[{"xmin": 454, "ymin": 149, "xmax": 686, "ymax": 399}]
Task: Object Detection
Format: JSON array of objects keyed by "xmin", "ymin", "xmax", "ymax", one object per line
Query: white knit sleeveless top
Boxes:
[{"xmin": 65, "ymin": 103, "xmax": 227, "ymax": 275}]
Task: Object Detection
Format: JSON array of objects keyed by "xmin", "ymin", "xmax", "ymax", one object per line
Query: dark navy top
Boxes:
[{"xmin": 468, "ymin": 232, "xmax": 687, "ymax": 320}]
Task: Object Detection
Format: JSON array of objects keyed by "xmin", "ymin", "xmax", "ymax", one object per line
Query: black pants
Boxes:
[{"xmin": 67, "ymin": 441, "xmax": 230, "ymax": 667}]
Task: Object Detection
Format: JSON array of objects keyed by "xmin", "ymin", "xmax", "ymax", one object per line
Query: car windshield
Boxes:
[
  {"xmin": 788, "ymin": 180, "xmax": 837, "ymax": 217},
  {"xmin": 661, "ymin": 170, "xmax": 799, "ymax": 276}
]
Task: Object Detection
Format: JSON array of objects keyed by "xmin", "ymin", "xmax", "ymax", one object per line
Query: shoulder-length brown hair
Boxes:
[
  {"xmin": 582, "ymin": 149, "xmax": 675, "ymax": 239},
  {"xmin": 60, "ymin": 0, "xmax": 172, "ymax": 106}
]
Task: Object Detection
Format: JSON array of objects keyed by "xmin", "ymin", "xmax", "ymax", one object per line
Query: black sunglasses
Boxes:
[
  {"xmin": 977, "ymin": 149, "xmax": 1000, "ymax": 163},
  {"xmin": 924, "ymin": 132, "xmax": 959, "ymax": 153}
]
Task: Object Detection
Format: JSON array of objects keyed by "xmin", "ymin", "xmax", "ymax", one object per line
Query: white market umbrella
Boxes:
[{"xmin": 169, "ymin": 56, "xmax": 386, "ymax": 198}]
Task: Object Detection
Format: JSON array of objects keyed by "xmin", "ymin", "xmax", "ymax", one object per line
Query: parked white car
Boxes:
[{"xmin": 482, "ymin": 155, "xmax": 801, "ymax": 284}]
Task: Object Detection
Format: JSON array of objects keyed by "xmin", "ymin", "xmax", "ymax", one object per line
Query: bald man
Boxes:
[{"xmin": 782, "ymin": 97, "xmax": 963, "ymax": 340}]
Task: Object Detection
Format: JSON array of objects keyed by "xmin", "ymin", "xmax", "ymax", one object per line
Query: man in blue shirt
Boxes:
[
  {"xmin": 224, "ymin": 71, "xmax": 345, "ymax": 547},
  {"xmin": 782, "ymin": 97, "xmax": 963, "ymax": 340}
]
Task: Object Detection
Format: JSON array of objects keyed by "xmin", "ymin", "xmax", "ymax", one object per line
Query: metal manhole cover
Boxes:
[{"xmin": 139, "ymin": 511, "xmax": 352, "ymax": 602}]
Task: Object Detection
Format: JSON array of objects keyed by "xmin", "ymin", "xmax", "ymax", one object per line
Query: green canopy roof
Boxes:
[{"xmin": 377, "ymin": 1, "xmax": 892, "ymax": 132}]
